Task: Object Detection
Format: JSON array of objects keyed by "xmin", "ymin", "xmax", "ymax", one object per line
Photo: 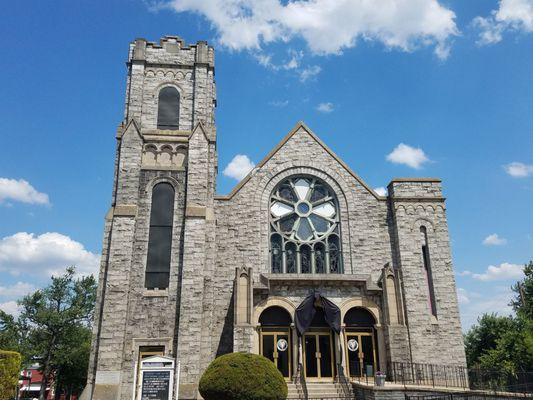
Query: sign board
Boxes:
[
  {"xmin": 141, "ymin": 370, "xmax": 171, "ymax": 400},
  {"xmin": 138, "ymin": 356, "xmax": 175, "ymax": 400}
]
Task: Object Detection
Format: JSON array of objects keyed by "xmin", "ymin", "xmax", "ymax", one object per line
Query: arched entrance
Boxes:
[
  {"xmin": 295, "ymin": 292, "xmax": 341, "ymax": 381},
  {"xmin": 259, "ymin": 306, "xmax": 292, "ymax": 379},
  {"xmin": 302, "ymin": 308, "xmax": 335, "ymax": 380},
  {"xmin": 343, "ymin": 307, "xmax": 378, "ymax": 379}
]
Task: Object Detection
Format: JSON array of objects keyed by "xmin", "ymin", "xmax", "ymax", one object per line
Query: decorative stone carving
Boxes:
[{"xmin": 142, "ymin": 144, "xmax": 187, "ymax": 169}]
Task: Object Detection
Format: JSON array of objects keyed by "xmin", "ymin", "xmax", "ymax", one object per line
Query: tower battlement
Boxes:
[{"xmin": 128, "ymin": 36, "xmax": 214, "ymax": 67}]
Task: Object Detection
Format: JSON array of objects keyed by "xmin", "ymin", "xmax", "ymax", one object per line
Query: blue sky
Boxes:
[{"xmin": 0, "ymin": 0, "xmax": 532, "ymax": 329}]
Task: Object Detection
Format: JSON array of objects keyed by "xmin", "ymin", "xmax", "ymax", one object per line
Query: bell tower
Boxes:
[{"xmin": 86, "ymin": 36, "xmax": 217, "ymax": 400}]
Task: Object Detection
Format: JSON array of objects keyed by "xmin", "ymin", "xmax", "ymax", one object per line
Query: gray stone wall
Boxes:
[{"xmin": 388, "ymin": 179, "xmax": 466, "ymax": 366}]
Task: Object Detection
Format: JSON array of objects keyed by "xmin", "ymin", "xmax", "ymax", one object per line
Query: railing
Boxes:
[
  {"xmin": 468, "ymin": 369, "xmax": 533, "ymax": 394},
  {"xmin": 336, "ymin": 363, "xmax": 354, "ymax": 398},
  {"xmin": 388, "ymin": 362, "xmax": 469, "ymax": 388},
  {"xmin": 406, "ymin": 394, "xmax": 533, "ymax": 399},
  {"xmin": 294, "ymin": 362, "xmax": 308, "ymax": 400},
  {"xmin": 388, "ymin": 362, "xmax": 533, "ymax": 395}
]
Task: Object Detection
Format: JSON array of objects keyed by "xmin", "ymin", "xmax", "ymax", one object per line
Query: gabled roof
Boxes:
[{"xmin": 216, "ymin": 121, "xmax": 385, "ymax": 201}]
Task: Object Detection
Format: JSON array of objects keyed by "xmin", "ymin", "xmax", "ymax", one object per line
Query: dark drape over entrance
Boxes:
[{"xmin": 295, "ymin": 291, "xmax": 341, "ymax": 336}]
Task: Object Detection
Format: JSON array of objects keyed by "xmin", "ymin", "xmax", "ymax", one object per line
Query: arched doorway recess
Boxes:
[
  {"xmin": 343, "ymin": 307, "xmax": 378, "ymax": 379},
  {"xmin": 258, "ymin": 306, "xmax": 292, "ymax": 379}
]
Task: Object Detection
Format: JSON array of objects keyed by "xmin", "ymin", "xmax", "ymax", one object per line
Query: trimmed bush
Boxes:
[
  {"xmin": 0, "ymin": 350, "xmax": 21, "ymax": 400},
  {"xmin": 199, "ymin": 352, "xmax": 288, "ymax": 400}
]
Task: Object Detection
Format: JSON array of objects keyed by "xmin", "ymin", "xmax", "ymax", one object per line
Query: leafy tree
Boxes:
[
  {"xmin": 464, "ymin": 314, "xmax": 514, "ymax": 367},
  {"xmin": 512, "ymin": 261, "xmax": 533, "ymax": 319},
  {"xmin": 464, "ymin": 261, "xmax": 533, "ymax": 374},
  {"xmin": 53, "ymin": 325, "xmax": 93, "ymax": 399},
  {"xmin": 0, "ymin": 267, "xmax": 96, "ymax": 400},
  {"xmin": 0, "ymin": 350, "xmax": 21, "ymax": 400}
]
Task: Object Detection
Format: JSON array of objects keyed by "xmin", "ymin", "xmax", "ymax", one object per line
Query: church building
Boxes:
[{"xmin": 86, "ymin": 36, "xmax": 466, "ymax": 400}]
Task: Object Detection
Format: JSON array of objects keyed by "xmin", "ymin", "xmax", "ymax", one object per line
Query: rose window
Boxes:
[{"xmin": 269, "ymin": 177, "xmax": 342, "ymax": 274}]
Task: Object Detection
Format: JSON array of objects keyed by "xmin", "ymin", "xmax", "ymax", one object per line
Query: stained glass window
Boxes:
[{"xmin": 269, "ymin": 176, "xmax": 342, "ymax": 274}]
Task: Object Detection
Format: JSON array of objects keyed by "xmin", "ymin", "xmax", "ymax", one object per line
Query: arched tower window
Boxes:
[
  {"xmin": 157, "ymin": 87, "xmax": 180, "ymax": 130},
  {"xmin": 421, "ymin": 226, "xmax": 437, "ymax": 317},
  {"xmin": 269, "ymin": 176, "xmax": 343, "ymax": 274},
  {"xmin": 145, "ymin": 182, "xmax": 175, "ymax": 289}
]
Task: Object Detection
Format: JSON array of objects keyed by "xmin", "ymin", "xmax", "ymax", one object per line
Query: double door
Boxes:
[
  {"xmin": 345, "ymin": 331, "xmax": 376, "ymax": 378},
  {"xmin": 261, "ymin": 331, "xmax": 291, "ymax": 379},
  {"xmin": 303, "ymin": 332, "xmax": 334, "ymax": 380}
]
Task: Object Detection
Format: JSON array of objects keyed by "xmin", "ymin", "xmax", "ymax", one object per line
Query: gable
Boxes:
[{"xmin": 217, "ymin": 121, "xmax": 383, "ymax": 201}]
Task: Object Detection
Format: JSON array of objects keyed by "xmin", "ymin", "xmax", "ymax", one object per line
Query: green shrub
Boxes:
[
  {"xmin": 0, "ymin": 350, "xmax": 21, "ymax": 400},
  {"xmin": 199, "ymin": 352, "xmax": 288, "ymax": 400}
]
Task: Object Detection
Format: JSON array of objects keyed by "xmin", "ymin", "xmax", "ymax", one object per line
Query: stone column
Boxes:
[
  {"xmin": 291, "ymin": 324, "xmax": 298, "ymax": 380},
  {"xmin": 375, "ymin": 324, "xmax": 387, "ymax": 373},
  {"xmin": 339, "ymin": 325, "xmax": 348, "ymax": 378}
]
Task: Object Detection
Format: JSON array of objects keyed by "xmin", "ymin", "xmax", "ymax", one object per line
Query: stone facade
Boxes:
[{"xmin": 86, "ymin": 36, "xmax": 466, "ymax": 400}]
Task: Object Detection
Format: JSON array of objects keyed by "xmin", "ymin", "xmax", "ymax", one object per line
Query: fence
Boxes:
[
  {"xmin": 388, "ymin": 362, "xmax": 469, "ymax": 388},
  {"xmin": 388, "ymin": 362, "xmax": 533, "ymax": 394},
  {"xmin": 406, "ymin": 394, "xmax": 533, "ymax": 400},
  {"xmin": 468, "ymin": 369, "xmax": 533, "ymax": 394}
]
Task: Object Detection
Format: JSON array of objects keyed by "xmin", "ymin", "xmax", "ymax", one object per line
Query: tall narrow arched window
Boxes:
[
  {"xmin": 157, "ymin": 87, "xmax": 180, "ymax": 130},
  {"xmin": 145, "ymin": 183, "xmax": 175, "ymax": 289},
  {"xmin": 421, "ymin": 226, "xmax": 437, "ymax": 317}
]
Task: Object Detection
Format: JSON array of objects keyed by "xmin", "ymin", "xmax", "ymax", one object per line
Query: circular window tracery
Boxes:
[{"xmin": 269, "ymin": 176, "xmax": 342, "ymax": 274}]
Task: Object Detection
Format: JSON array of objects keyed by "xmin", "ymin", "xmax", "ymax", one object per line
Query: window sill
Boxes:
[{"xmin": 143, "ymin": 289, "xmax": 169, "ymax": 298}]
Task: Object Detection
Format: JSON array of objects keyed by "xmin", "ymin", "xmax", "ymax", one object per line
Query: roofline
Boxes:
[
  {"xmin": 389, "ymin": 177, "xmax": 442, "ymax": 183},
  {"xmin": 215, "ymin": 121, "xmax": 386, "ymax": 201}
]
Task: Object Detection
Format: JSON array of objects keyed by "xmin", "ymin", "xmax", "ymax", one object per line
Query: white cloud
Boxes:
[
  {"xmin": 483, "ymin": 233, "xmax": 507, "ymax": 246},
  {"xmin": 316, "ymin": 102, "xmax": 334, "ymax": 113},
  {"xmin": 456, "ymin": 270, "xmax": 472, "ymax": 277},
  {"xmin": 472, "ymin": 262, "xmax": 524, "ymax": 281},
  {"xmin": 386, "ymin": 143, "xmax": 430, "ymax": 169},
  {"xmin": 374, "ymin": 187, "xmax": 388, "ymax": 196},
  {"xmin": 0, "ymin": 232, "xmax": 100, "ymax": 278},
  {"xmin": 504, "ymin": 162, "xmax": 533, "ymax": 177},
  {"xmin": 0, "ymin": 178, "xmax": 49, "ymax": 205},
  {"xmin": 269, "ymin": 100, "xmax": 289, "ymax": 107},
  {"xmin": 165, "ymin": 0, "xmax": 458, "ymax": 59},
  {"xmin": 299, "ymin": 65, "xmax": 321, "ymax": 82},
  {"xmin": 459, "ymin": 286, "xmax": 514, "ymax": 330},
  {"xmin": 0, "ymin": 282, "xmax": 35, "ymax": 298},
  {"xmin": 0, "ymin": 301, "xmax": 21, "ymax": 317},
  {"xmin": 457, "ymin": 288, "xmax": 470, "ymax": 304},
  {"xmin": 473, "ymin": 0, "xmax": 533, "ymax": 45},
  {"xmin": 223, "ymin": 154, "xmax": 255, "ymax": 181}
]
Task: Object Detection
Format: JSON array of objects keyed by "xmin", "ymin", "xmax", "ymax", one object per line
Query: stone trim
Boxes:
[
  {"xmin": 113, "ymin": 205, "xmax": 138, "ymax": 217},
  {"xmin": 141, "ymin": 166, "xmax": 186, "ymax": 171},
  {"xmin": 391, "ymin": 197, "xmax": 446, "ymax": 202},
  {"xmin": 261, "ymin": 273, "xmax": 382, "ymax": 292},
  {"xmin": 184, "ymin": 205, "xmax": 214, "ymax": 220},
  {"xmin": 142, "ymin": 289, "xmax": 169, "ymax": 297},
  {"xmin": 339, "ymin": 297, "xmax": 382, "ymax": 325},
  {"xmin": 253, "ymin": 296, "xmax": 297, "ymax": 326},
  {"xmin": 389, "ymin": 177, "xmax": 442, "ymax": 183}
]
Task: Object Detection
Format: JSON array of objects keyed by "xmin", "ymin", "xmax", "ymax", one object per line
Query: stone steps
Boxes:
[{"xmin": 287, "ymin": 382, "xmax": 354, "ymax": 399}]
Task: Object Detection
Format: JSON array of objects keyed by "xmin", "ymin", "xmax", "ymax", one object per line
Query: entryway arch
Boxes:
[
  {"xmin": 343, "ymin": 307, "xmax": 378, "ymax": 380},
  {"xmin": 258, "ymin": 306, "xmax": 292, "ymax": 379}
]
